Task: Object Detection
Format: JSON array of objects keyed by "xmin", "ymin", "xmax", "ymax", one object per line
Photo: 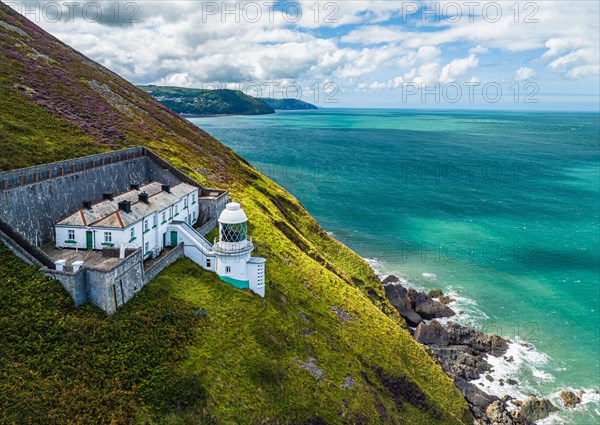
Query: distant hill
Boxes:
[
  {"xmin": 138, "ymin": 85, "xmax": 275, "ymax": 116},
  {"xmin": 258, "ymin": 98, "xmax": 318, "ymax": 110}
]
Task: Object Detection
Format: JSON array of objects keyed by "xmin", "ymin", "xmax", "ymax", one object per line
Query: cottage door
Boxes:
[
  {"xmin": 86, "ymin": 231, "xmax": 93, "ymax": 249},
  {"xmin": 170, "ymin": 231, "xmax": 177, "ymax": 247}
]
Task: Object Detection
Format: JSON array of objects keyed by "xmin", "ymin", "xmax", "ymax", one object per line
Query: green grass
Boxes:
[{"xmin": 0, "ymin": 5, "xmax": 472, "ymax": 424}]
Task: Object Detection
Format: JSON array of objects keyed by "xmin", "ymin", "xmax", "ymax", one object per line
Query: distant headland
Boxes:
[{"xmin": 138, "ymin": 85, "xmax": 317, "ymax": 116}]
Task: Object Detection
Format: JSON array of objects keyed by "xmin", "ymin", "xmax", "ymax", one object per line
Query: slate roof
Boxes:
[{"xmin": 56, "ymin": 182, "xmax": 198, "ymax": 229}]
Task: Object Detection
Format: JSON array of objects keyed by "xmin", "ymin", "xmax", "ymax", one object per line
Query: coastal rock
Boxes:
[
  {"xmin": 438, "ymin": 295, "xmax": 455, "ymax": 305},
  {"xmin": 399, "ymin": 309, "xmax": 424, "ymax": 327},
  {"xmin": 415, "ymin": 298, "xmax": 456, "ymax": 320},
  {"xmin": 517, "ymin": 396, "xmax": 557, "ymax": 422},
  {"xmin": 406, "ymin": 287, "xmax": 429, "ymax": 307},
  {"xmin": 382, "ymin": 281, "xmax": 410, "ymax": 310},
  {"xmin": 382, "ymin": 282, "xmax": 423, "ymax": 326},
  {"xmin": 560, "ymin": 390, "xmax": 581, "ymax": 408},
  {"xmin": 414, "ymin": 321, "xmax": 450, "ymax": 346},
  {"xmin": 485, "ymin": 401, "xmax": 520, "ymax": 424},
  {"xmin": 427, "ymin": 289, "xmax": 444, "ymax": 298},
  {"xmin": 446, "ymin": 322, "xmax": 509, "ymax": 357},
  {"xmin": 382, "ymin": 275, "xmax": 400, "ymax": 285},
  {"xmin": 454, "ymin": 377, "xmax": 500, "ymax": 419},
  {"xmin": 431, "ymin": 346, "xmax": 491, "ymax": 381}
]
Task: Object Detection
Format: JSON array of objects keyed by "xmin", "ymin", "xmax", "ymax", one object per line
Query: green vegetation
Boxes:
[
  {"xmin": 259, "ymin": 98, "xmax": 318, "ymax": 110},
  {"xmin": 138, "ymin": 85, "xmax": 275, "ymax": 116},
  {"xmin": 0, "ymin": 4, "xmax": 471, "ymax": 424}
]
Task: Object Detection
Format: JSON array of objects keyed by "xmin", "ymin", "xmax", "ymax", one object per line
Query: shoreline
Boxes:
[
  {"xmin": 181, "ymin": 111, "xmax": 277, "ymax": 118},
  {"xmin": 366, "ymin": 257, "xmax": 598, "ymax": 424}
]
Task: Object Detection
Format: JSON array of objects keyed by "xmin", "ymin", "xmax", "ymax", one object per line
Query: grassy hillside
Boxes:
[
  {"xmin": 259, "ymin": 98, "xmax": 318, "ymax": 110},
  {"xmin": 0, "ymin": 3, "xmax": 471, "ymax": 424},
  {"xmin": 138, "ymin": 85, "xmax": 275, "ymax": 116}
]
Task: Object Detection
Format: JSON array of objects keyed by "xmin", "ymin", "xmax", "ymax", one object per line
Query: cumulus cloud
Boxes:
[
  {"xmin": 514, "ymin": 67, "xmax": 537, "ymax": 81},
  {"xmin": 469, "ymin": 45, "xmax": 489, "ymax": 54},
  {"xmin": 439, "ymin": 54, "xmax": 479, "ymax": 83},
  {"xmin": 7, "ymin": 0, "xmax": 598, "ymax": 100}
]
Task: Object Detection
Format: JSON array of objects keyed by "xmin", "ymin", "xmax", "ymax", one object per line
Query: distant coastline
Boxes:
[{"xmin": 139, "ymin": 85, "xmax": 317, "ymax": 116}]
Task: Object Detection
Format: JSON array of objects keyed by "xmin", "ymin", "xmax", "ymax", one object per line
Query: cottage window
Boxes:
[
  {"xmin": 67, "ymin": 229, "xmax": 75, "ymax": 240},
  {"xmin": 192, "ymin": 194, "xmax": 196, "ymax": 203},
  {"xmin": 225, "ymin": 266, "xmax": 231, "ymax": 273},
  {"xmin": 144, "ymin": 219, "xmax": 149, "ymax": 232},
  {"xmin": 162, "ymin": 211, "xmax": 166, "ymax": 222},
  {"xmin": 184, "ymin": 197, "xmax": 188, "ymax": 208},
  {"xmin": 174, "ymin": 205, "xmax": 179, "ymax": 215},
  {"xmin": 206, "ymin": 259, "xmax": 211, "ymax": 268},
  {"xmin": 144, "ymin": 242, "xmax": 149, "ymax": 253},
  {"xmin": 153, "ymin": 215, "xmax": 157, "ymax": 227},
  {"xmin": 130, "ymin": 228, "xmax": 135, "ymax": 238},
  {"xmin": 104, "ymin": 232, "xmax": 112, "ymax": 242},
  {"xmin": 169, "ymin": 209, "xmax": 173, "ymax": 219}
]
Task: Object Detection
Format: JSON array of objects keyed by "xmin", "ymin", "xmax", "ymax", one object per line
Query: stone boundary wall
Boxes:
[
  {"xmin": 143, "ymin": 243, "xmax": 184, "ymax": 285},
  {"xmin": 86, "ymin": 249, "xmax": 144, "ymax": 314},
  {"xmin": 0, "ymin": 147, "xmax": 144, "ymax": 190},
  {"xmin": 41, "ymin": 266, "xmax": 88, "ymax": 307},
  {"xmin": 196, "ymin": 218, "xmax": 217, "ymax": 237},
  {"xmin": 0, "ymin": 216, "xmax": 53, "ymax": 267}
]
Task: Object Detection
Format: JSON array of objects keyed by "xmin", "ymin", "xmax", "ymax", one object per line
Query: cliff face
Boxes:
[{"xmin": 0, "ymin": 3, "xmax": 471, "ymax": 424}]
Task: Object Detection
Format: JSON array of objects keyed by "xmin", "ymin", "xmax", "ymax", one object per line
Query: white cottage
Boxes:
[{"xmin": 55, "ymin": 182, "xmax": 200, "ymax": 258}]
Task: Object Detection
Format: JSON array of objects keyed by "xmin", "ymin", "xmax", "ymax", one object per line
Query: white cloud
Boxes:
[
  {"xmin": 514, "ymin": 67, "xmax": 537, "ymax": 81},
  {"xmin": 7, "ymin": 0, "xmax": 598, "ymax": 99},
  {"xmin": 469, "ymin": 45, "xmax": 489, "ymax": 54},
  {"xmin": 439, "ymin": 54, "xmax": 479, "ymax": 83}
]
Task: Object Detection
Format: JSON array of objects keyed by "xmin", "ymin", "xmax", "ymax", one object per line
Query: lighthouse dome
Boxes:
[{"xmin": 218, "ymin": 202, "xmax": 248, "ymax": 224}]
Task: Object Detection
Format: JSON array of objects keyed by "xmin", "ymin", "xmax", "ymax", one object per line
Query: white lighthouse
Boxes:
[{"xmin": 213, "ymin": 202, "xmax": 266, "ymax": 297}]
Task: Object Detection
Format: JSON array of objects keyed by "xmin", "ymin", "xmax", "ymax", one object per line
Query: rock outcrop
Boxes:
[
  {"xmin": 560, "ymin": 390, "xmax": 581, "ymax": 408},
  {"xmin": 379, "ymin": 275, "xmax": 563, "ymax": 425},
  {"xmin": 517, "ymin": 396, "xmax": 557, "ymax": 422},
  {"xmin": 414, "ymin": 321, "xmax": 450, "ymax": 346},
  {"xmin": 446, "ymin": 322, "xmax": 509, "ymax": 357},
  {"xmin": 382, "ymin": 276, "xmax": 455, "ymax": 325},
  {"xmin": 431, "ymin": 346, "xmax": 491, "ymax": 381},
  {"xmin": 454, "ymin": 377, "xmax": 500, "ymax": 420}
]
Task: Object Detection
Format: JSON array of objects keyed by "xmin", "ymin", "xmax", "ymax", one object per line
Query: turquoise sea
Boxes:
[{"xmin": 190, "ymin": 109, "xmax": 600, "ymax": 424}]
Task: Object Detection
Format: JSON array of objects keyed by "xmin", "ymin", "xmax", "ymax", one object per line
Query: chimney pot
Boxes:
[
  {"xmin": 161, "ymin": 184, "xmax": 171, "ymax": 193},
  {"xmin": 83, "ymin": 201, "xmax": 92, "ymax": 210},
  {"xmin": 138, "ymin": 192, "xmax": 149, "ymax": 203},
  {"xmin": 118, "ymin": 200, "xmax": 131, "ymax": 213},
  {"xmin": 103, "ymin": 193, "xmax": 113, "ymax": 201}
]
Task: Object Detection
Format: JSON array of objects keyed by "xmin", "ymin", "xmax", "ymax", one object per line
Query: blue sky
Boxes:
[{"xmin": 9, "ymin": 1, "xmax": 600, "ymax": 110}]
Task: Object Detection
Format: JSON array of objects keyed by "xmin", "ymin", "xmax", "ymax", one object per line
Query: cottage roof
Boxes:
[{"xmin": 56, "ymin": 181, "xmax": 198, "ymax": 229}]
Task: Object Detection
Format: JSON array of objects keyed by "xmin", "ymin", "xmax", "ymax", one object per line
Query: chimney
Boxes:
[
  {"xmin": 118, "ymin": 200, "xmax": 131, "ymax": 213},
  {"xmin": 138, "ymin": 192, "xmax": 149, "ymax": 203},
  {"xmin": 130, "ymin": 183, "xmax": 140, "ymax": 190},
  {"xmin": 103, "ymin": 193, "xmax": 113, "ymax": 201},
  {"xmin": 161, "ymin": 184, "xmax": 171, "ymax": 193},
  {"xmin": 83, "ymin": 201, "xmax": 92, "ymax": 210}
]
